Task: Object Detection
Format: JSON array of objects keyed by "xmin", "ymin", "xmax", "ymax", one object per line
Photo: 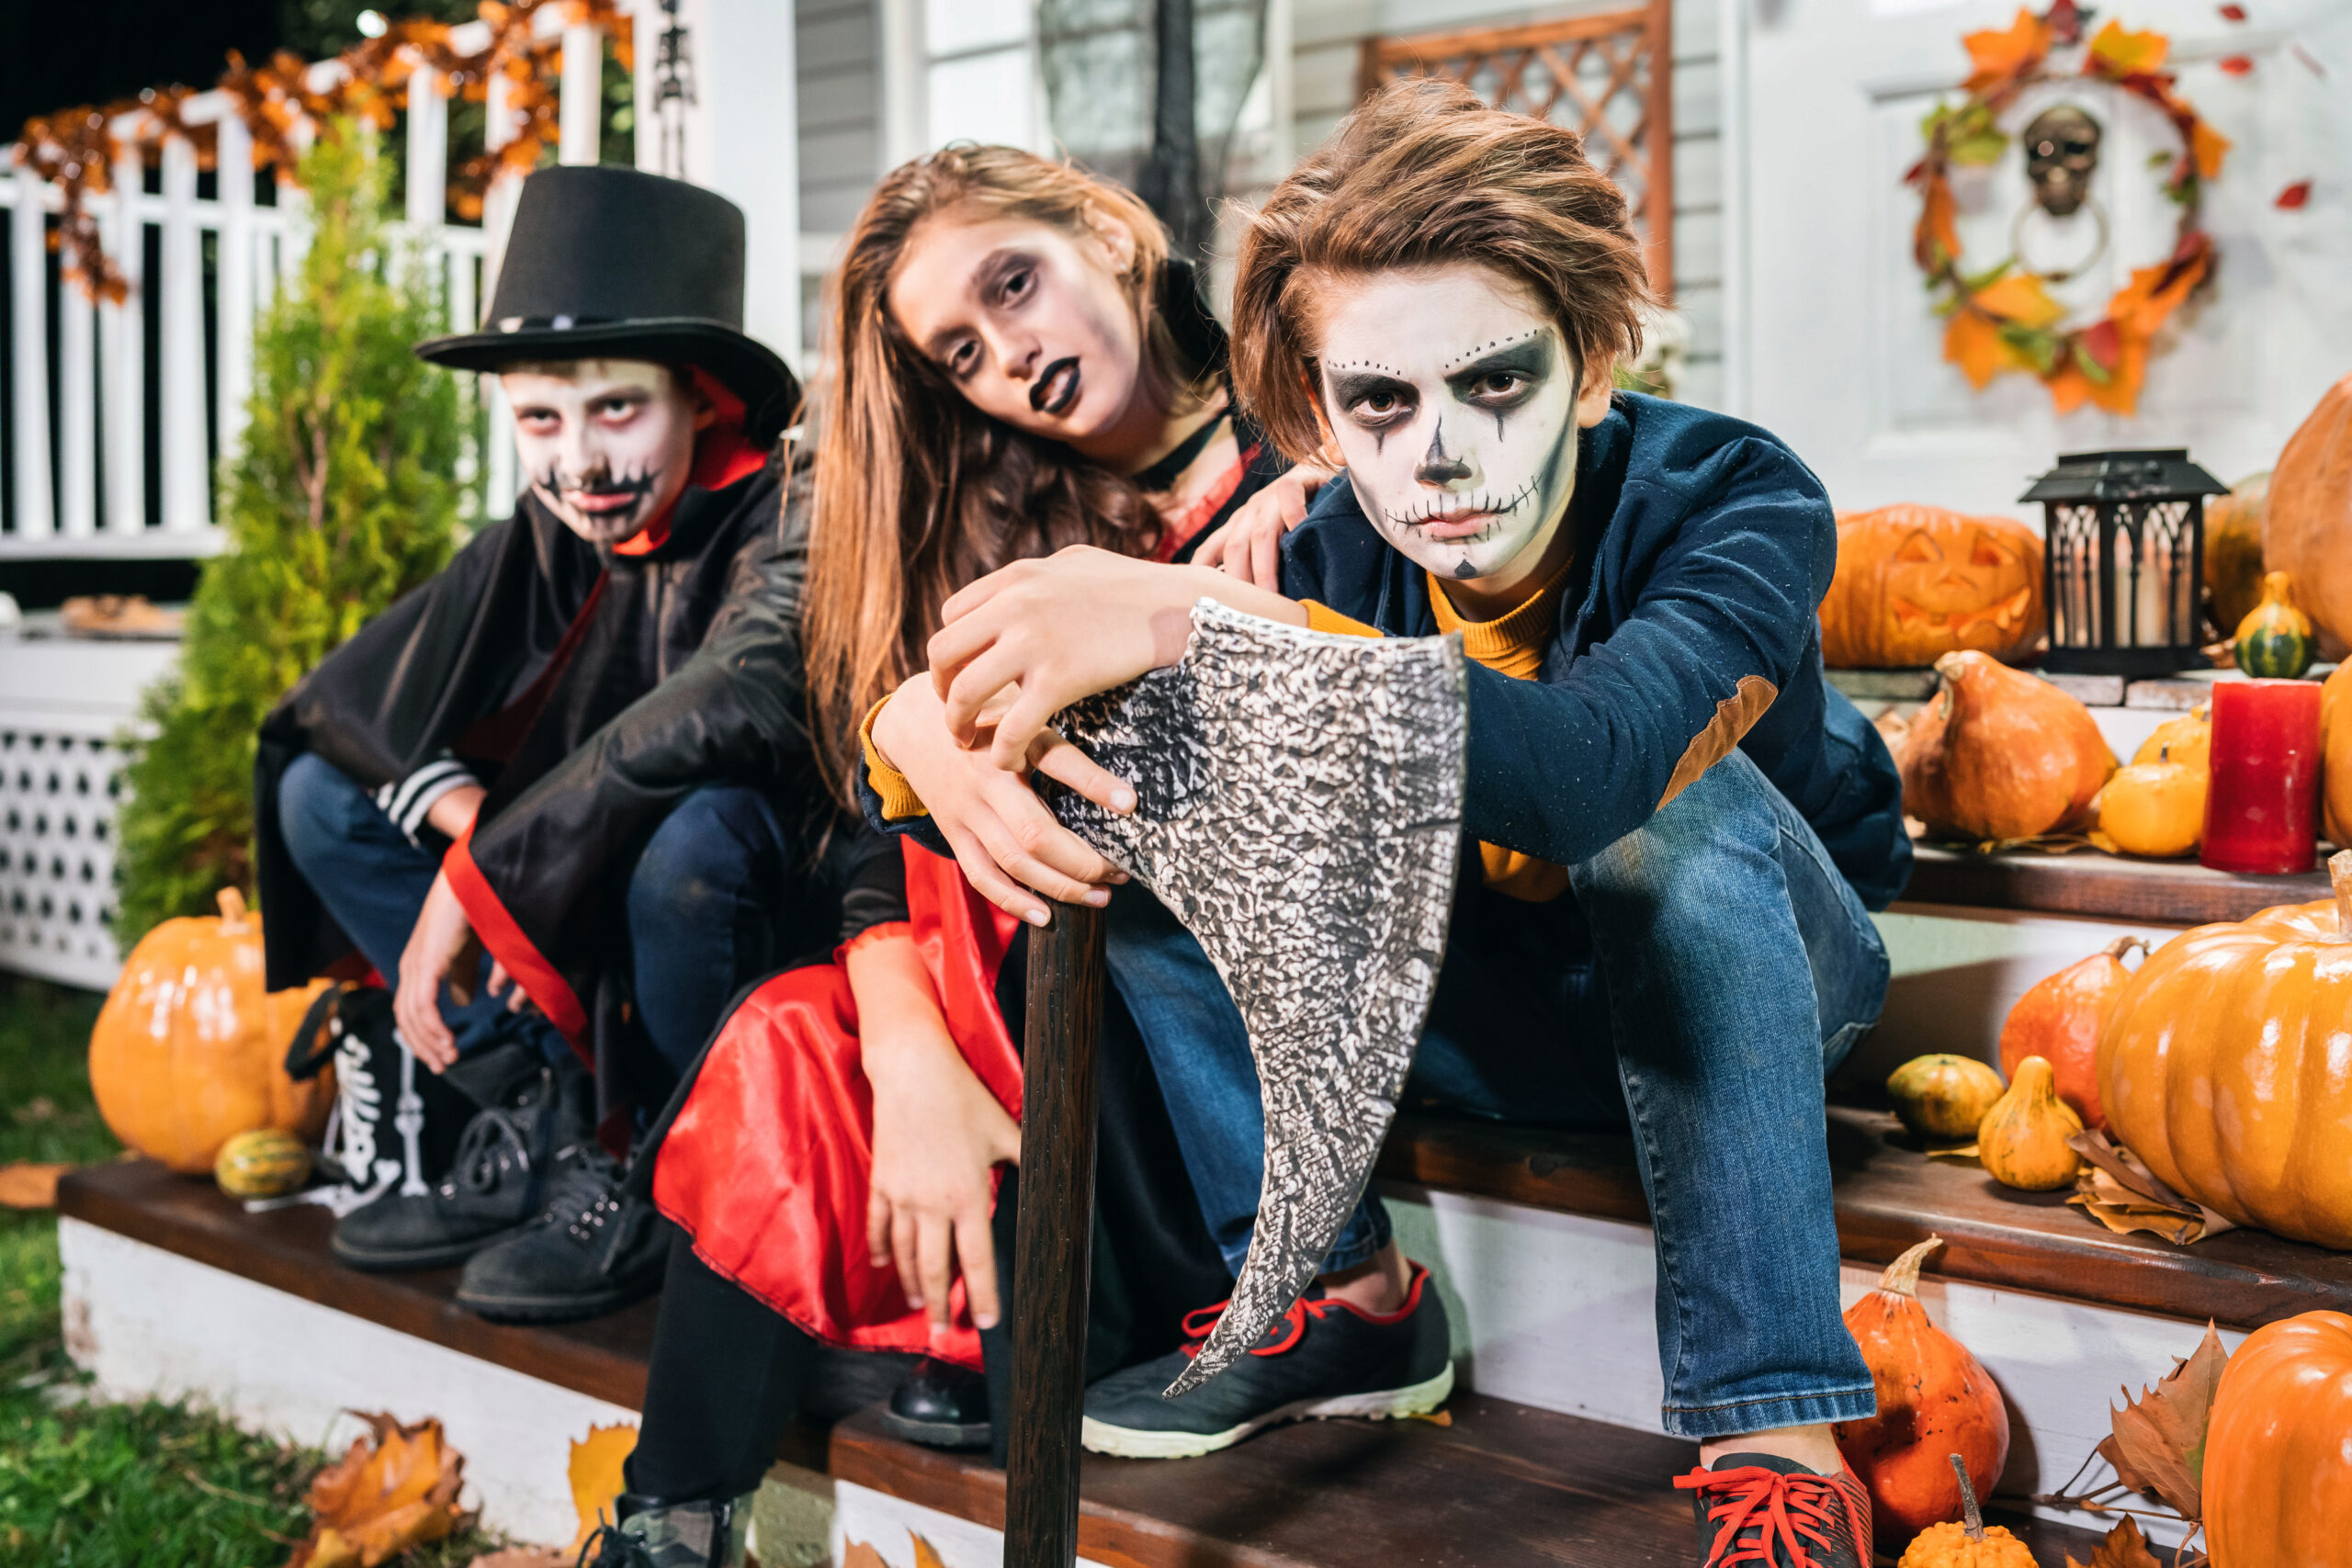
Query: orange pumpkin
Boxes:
[
  {"xmin": 2098, "ymin": 852, "xmax": 2352, "ymax": 1248},
  {"xmin": 2205, "ymin": 1311, "xmax": 2352, "ymax": 1568},
  {"xmin": 2262, "ymin": 373, "xmax": 2352, "ymax": 660},
  {"xmin": 1821, "ymin": 506, "xmax": 2045, "ymax": 669},
  {"xmin": 89, "ymin": 889, "xmax": 333, "ymax": 1174},
  {"xmin": 1835, "ymin": 1237, "xmax": 2012, "ymax": 1548},
  {"xmin": 1900, "ymin": 651, "xmax": 2116, "ymax": 842},
  {"xmin": 2321, "ymin": 660, "xmax": 2352, "ymax": 848},
  {"xmin": 1996, "ymin": 937, "xmax": 2145, "ymax": 1132},
  {"xmin": 2205, "ymin": 471, "xmax": 2270, "ymax": 638}
]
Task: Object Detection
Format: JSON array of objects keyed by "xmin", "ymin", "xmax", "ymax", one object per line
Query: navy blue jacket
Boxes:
[{"xmin": 1282, "ymin": 393, "xmax": 1910, "ymax": 909}]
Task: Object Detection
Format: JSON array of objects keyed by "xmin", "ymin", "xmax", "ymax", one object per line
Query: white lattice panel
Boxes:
[{"xmin": 0, "ymin": 637, "xmax": 175, "ymax": 989}]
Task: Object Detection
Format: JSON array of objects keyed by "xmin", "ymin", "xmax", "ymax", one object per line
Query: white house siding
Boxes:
[{"xmin": 798, "ymin": 0, "xmax": 886, "ymax": 354}]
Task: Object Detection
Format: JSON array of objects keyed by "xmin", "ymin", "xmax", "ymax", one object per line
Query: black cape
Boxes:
[{"xmin": 254, "ymin": 457, "xmax": 826, "ymax": 1100}]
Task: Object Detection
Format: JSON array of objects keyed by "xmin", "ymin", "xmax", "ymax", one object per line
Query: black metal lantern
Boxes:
[{"xmin": 2022, "ymin": 448, "xmax": 2230, "ymax": 677}]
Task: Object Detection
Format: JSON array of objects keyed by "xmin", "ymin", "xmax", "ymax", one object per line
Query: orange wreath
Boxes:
[{"xmin": 1910, "ymin": 1, "xmax": 2229, "ymax": 416}]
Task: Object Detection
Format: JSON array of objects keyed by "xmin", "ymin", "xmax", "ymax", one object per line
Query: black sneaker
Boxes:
[
  {"xmin": 1079, "ymin": 1264, "xmax": 1453, "ymax": 1459},
  {"xmin": 577, "ymin": 1494, "xmax": 743, "ymax": 1567},
  {"xmin": 329, "ymin": 1050, "xmax": 579, "ymax": 1272},
  {"xmin": 455, "ymin": 1143, "xmax": 668, "ymax": 1323},
  {"xmin": 1675, "ymin": 1454, "xmax": 1871, "ymax": 1568},
  {"xmin": 879, "ymin": 1355, "xmax": 990, "ymax": 1450}
]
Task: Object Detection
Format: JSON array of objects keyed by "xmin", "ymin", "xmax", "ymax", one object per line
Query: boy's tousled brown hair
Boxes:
[
  {"xmin": 1231, "ymin": 77, "xmax": 1657, "ymax": 464},
  {"xmin": 804, "ymin": 145, "xmax": 1210, "ymax": 808}
]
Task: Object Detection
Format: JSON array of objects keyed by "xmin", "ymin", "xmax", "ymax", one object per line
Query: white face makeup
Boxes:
[
  {"xmin": 502, "ymin": 359, "xmax": 709, "ymax": 546},
  {"xmin": 1314, "ymin": 265, "xmax": 1610, "ymax": 591},
  {"xmin": 887, "ymin": 211, "xmax": 1147, "ymax": 448}
]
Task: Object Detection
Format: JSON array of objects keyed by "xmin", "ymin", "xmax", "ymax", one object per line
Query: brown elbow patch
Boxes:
[{"xmin": 1657, "ymin": 676, "xmax": 1779, "ymax": 811}]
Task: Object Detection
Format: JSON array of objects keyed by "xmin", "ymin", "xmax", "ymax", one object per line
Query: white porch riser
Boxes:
[
  {"xmin": 1383, "ymin": 1183, "xmax": 2229, "ymax": 1549},
  {"xmin": 58, "ymin": 1218, "xmax": 636, "ymax": 1546}
]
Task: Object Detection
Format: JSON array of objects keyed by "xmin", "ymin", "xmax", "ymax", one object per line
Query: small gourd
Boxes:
[
  {"xmin": 1886, "ymin": 1055, "xmax": 2007, "ymax": 1142},
  {"xmin": 2096, "ymin": 746, "xmax": 2204, "ymax": 858},
  {"xmin": 2131, "ymin": 704, "xmax": 2210, "ymax": 773},
  {"xmin": 1895, "ymin": 1457, "xmax": 2034, "ymax": 1567},
  {"xmin": 215, "ymin": 1127, "xmax": 312, "ymax": 1200},
  {"xmin": 1976, "ymin": 1055, "xmax": 2084, "ymax": 1191},
  {"xmin": 2233, "ymin": 570, "xmax": 2316, "ymax": 679},
  {"xmin": 1899, "ymin": 651, "xmax": 2116, "ymax": 842}
]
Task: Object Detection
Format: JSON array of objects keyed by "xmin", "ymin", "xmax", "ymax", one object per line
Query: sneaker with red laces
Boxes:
[
  {"xmin": 1675, "ymin": 1454, "xmax": 1871, "ymax": 1568},
  {"xmin": 1078, "ymin": 1264, "xmax": 1453, "ymax": 1459}
]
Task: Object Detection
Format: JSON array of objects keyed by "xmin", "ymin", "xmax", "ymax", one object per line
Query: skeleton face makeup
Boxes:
[
  {"xmin": 1312, "ymin": 265, "xmax": 1611, "ymax": 594},
  {"xmin": 502, "ymin": 359, "xmax": 710, "ymax": 546}
]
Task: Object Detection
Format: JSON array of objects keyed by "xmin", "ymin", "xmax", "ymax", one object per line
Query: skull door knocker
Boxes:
[{"xmin": 2014, "ymin": 104, "xmax": 2109, "ymax": 283}]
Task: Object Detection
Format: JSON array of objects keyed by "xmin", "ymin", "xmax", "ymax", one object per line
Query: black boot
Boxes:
[
  {"xmin": 577, "ymin": 1493, "xmax": 745, "ymax": 1568},
  {"xmin": 454, "ymin": 1141, "xmax": 669, "ymax": 1323},
  {"xmin": 879, "ymin": 1356, "xmax": 991, "ymax": 1450},
  {"xmin": 329, "ymin": 1045, "xmax": 581, "ymax": 1272}
]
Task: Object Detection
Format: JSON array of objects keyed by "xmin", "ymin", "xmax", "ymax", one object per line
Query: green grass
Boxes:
[{"xmin": 0, "ymin": 978, "xmax": 505, "ymax": 1568}]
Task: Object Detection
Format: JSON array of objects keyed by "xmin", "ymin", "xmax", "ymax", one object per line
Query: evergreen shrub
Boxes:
[{"xmin": 112, "ymin": 120, "xmax": 465, "ymax": 942}]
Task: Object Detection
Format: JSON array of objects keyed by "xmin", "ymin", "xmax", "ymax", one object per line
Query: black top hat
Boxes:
[{"xmin": 415, "ymin": 166, "xmax": 801, "ymax": 443}]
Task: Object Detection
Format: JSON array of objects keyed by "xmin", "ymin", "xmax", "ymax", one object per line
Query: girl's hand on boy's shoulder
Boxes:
[
  {"xmin": 1191, "ymin": 462, "xmax": 1332, "ymax": 592},
  {"xmin": 871, "ymin": 673, "xmax": 1133, "ymax": 927},
  {"xmin": 928, "ymin": 546, "xmax": 1306, "ymax": 771}
]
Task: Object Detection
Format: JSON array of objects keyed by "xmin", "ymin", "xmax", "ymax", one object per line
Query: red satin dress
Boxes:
[{"xmin": 651, "ymin": 842, "xmax": 1023, "ymax": 1369}]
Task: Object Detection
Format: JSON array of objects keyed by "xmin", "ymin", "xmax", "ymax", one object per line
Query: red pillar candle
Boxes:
[{"xmin": 2201, "ymin": 679, "xmax": 2324, "ymax": 875}]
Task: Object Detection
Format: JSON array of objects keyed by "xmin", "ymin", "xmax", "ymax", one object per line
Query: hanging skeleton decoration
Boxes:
[
  {"xmin": 2015, "ymin": 104, "xmax": 2108, "ymax": 282},
  {"xmin": 1048, "ymin": 600, "xmax": 1467, "ymax": 1393}
]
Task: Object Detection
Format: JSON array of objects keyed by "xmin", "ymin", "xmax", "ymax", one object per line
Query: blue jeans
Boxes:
[
  {"xmin": 276, "ymin": 753, "xmax": 807, "ymax": 1077},
  {"xmin": 1105, "ymin": 749, "xmax": 1888, "ymax": 1439}
]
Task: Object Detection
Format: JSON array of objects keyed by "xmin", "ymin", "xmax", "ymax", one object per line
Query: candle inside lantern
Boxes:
[{"xmin": 2201, "ymin": 679, "xmax": 2323, "ymax": 876}]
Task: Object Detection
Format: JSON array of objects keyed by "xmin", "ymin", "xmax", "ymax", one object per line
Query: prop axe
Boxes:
[{"xmin": 1048, "ymin": 600, "xmax": 1467, "ymax": 1394}]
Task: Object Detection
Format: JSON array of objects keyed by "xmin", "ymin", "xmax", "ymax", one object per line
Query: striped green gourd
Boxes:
[{"xmin": 2234, "ymin": 570, "xmax": 2316, "ymax": 680}]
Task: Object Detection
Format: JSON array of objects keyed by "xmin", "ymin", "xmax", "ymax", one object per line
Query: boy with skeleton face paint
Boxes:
[
  {"xmin": 253, "ymin": 166, "xmax": 837, "ymax": 1328},
  {"xmin": 863, "ymin": 80, "xmax": 1910, "ymax": 1568}
]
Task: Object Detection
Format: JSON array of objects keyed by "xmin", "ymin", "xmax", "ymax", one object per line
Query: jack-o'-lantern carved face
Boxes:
[{"xmin": 1819, "ymin": 505, "xmax": 2047, "ymax": 669}]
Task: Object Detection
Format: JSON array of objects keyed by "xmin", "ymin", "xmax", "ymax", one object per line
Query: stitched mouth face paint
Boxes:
[
  {"xmin": 1315, "ymin": 265, "xmax": 1599, "ymax": 590},
  {"xmin": 502, "ymin": 358, "xmax": 705, "ymax": 546}
]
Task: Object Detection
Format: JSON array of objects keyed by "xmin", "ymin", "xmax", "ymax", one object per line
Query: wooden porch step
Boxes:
[
  {"xmin": 828, "ymin": 1395, "xmax": 2109, "ymax": 1568},
  {"xmin": 1381, "ymin": 1105, "xmax": 2352, "ymax": 1332},
  {"xmin": 1901, "ymin": 842, "xmax": 2331, "ymax": 926}
]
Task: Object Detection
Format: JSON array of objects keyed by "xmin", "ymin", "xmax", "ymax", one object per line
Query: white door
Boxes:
[{"xmin": 1732, "ymin": 0, "xmax": 2352, "ymax": 516}]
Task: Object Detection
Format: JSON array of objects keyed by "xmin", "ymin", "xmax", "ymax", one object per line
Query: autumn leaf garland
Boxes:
[{"xmin": 1911, "ymin": 4, "xmax": 2230, "ymax": 417}]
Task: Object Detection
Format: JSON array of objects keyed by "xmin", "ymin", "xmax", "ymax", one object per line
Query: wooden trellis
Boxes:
[{"xmin": 1361, "ymin": 3, "xmax": 1674, "ymax": 297}]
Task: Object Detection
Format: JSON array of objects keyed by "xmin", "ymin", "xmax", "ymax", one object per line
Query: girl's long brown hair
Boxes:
[{"xmin": 804, "ymin": 146, "xmax": 1210, "ymax": 807}]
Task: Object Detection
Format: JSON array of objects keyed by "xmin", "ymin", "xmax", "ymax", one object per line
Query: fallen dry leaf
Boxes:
[
  {"xmin": 564, "ymin": 1423, "xmax": 639, "ymax": 1554},
  {"xmin": 2067, "ymin": 1132, "xmax": 2235, "ymax": 1247},
  {"xmin": 912, "ymin": 1535, "xmax": 947, "ymax": 1568},
  {"xmin": 2065, "ymin": 1516, "xmax": 2163, "ymax": 1568},
  {"xmin": 2098, "ymin": 1324, "xmax": 2229, "ymax": 1519},
  {"xmin": 287, "ymin": 1412, "xmax": 468, "ymax": 1568},
  {"xmin": 0, "ymin": 1162, "xmax": 70, "ymax": 1210},
  {"xmin": 842, "ymin": 1544, "xmax": 890, "ymax": 1568}
]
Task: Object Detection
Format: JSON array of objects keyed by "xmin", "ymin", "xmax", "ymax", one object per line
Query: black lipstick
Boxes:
[{"xmin": 1031, "ymin": 357, "xmax": 1081, "ymax": 415}]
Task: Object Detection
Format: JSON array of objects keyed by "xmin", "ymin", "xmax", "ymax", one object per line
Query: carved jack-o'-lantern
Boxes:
[{"xmin": 1820, "ymin": 505, "xmax": 2046, "ymax": 670}]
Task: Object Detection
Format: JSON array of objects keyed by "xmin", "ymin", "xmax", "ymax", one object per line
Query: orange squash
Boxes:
[
  {"xmin": 2321, "ymin": 661, "xmax": 2352, "ymax": 847},
  {"xmin": 2131, "ymin": 705, "xmax": 2210, "ymax": 772},
  {"xmin": 2262, "ymin": 373, "xmax": 2352, "ymax": 660},
  {"xmin": 88, "ymin": 889, "xmax": 333, "ymax": 1174},
  {"xmin": 1821, "ymin": 506, "xmax": 2045, "ymax": 669},
  {"xmin": 2096, "ymin": 751, "xmax": 2204, "ymax": 859},
  {"xmin": 1895, "ymin": 1459, "xmax": 2034, "ymax": 1567},
  {"xmin": 2207, "ymin": 472, "xmax": 2271, "ymax": 638},
  {"xmin": 1996, "ymin": 938, "xmax": 2145, "ymax": 1133},
  {"xmin": 1976, "ymin": 1055, "xmax": 2085, "ymax": 1191},
  {"xmin": 2205, "ymin": 1310, "xmax": 2352, "ymax": 1568},
  {"xmin": 1899, "ymin": 651, "xmax": 2116, "ymax": 842},
  {"xmin": 1835, "ymin": 1238, "xmax": 2012, "ymax": 1548},
  {"xmin": 2099, "ymin": 852, "xmax": 2352, "ymax": 1248}
]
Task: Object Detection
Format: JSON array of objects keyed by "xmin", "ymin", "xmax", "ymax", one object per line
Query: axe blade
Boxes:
[{"xmin": 1049, "ymin": 601, "xmax": 1466, "ymax": 1394}]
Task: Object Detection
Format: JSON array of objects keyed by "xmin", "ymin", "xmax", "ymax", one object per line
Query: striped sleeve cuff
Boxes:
[
  {"xmin": 860, "ymin": 697, "xmax": 930, "ymax": 822},
  {"xmin": 373, "ymin": 752, "xmax": 479, "ymax": 844}
]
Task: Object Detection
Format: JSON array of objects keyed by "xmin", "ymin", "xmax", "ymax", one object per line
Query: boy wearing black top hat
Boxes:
[{"xmin": 254, "ymin": 166, "xmax": 837, "ymax": 1325}]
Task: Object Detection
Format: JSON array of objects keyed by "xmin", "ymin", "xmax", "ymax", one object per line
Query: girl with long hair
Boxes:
[{"xmin": 581, "ymin": 145, "xmax": 1308, "ymax": 1568}]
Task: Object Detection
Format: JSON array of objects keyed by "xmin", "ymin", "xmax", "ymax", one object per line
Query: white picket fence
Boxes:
[{"xmin": 0, "ymin": 11, "xmax": 616, "ymax": 561}]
